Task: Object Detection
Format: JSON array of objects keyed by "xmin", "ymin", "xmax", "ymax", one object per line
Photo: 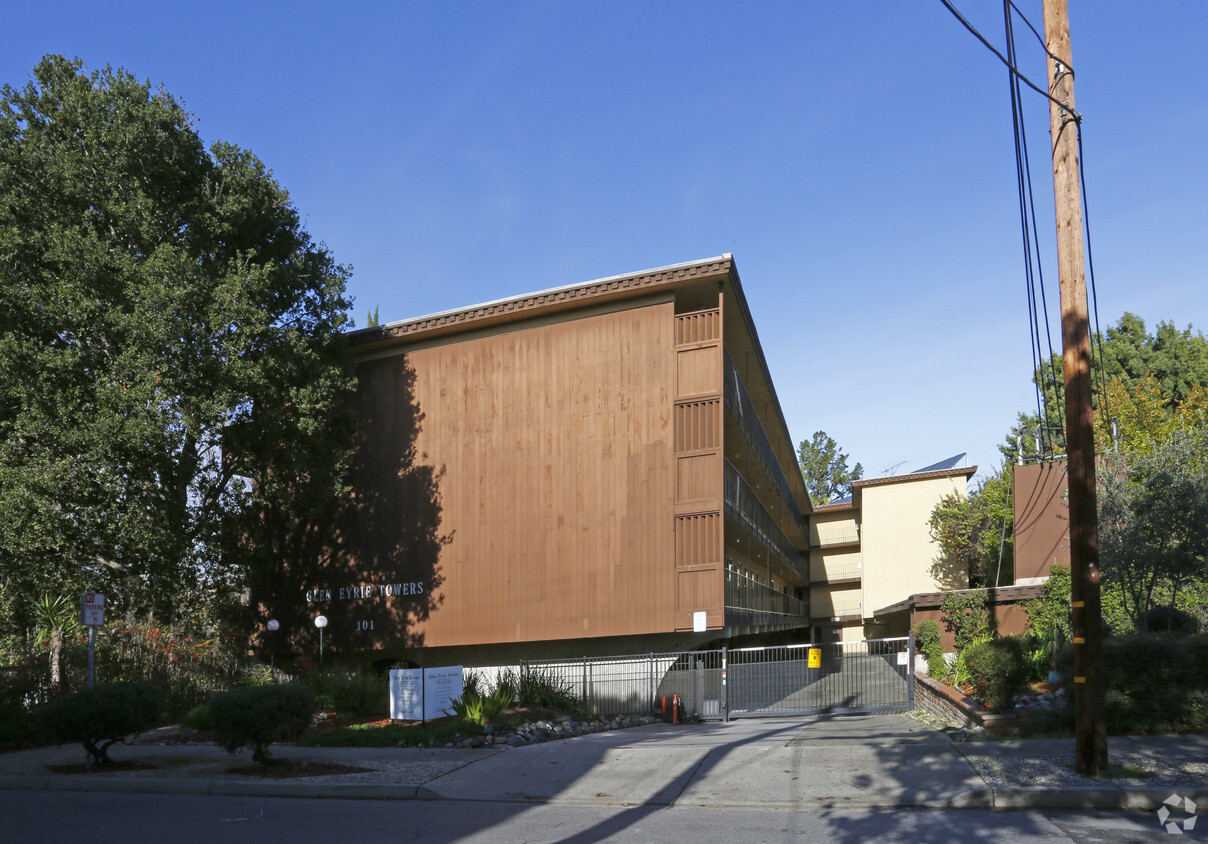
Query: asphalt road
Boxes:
[{"xmin": 0, "ymin": 790, "xmax": 1178, "ymax": 843}]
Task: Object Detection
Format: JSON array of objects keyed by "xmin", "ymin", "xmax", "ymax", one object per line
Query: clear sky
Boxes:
[{"xmin": 7, "ymin": 2, "xmax": 1206, "ymax": 484}]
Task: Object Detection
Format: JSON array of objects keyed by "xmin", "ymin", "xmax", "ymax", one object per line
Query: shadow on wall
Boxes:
[
  {"xmin": 251, "ymin": 354, "xmax": 449, "ymax": 660},
  {"xmin": 928, "ymin": 551, "xmax": 967, "ymax": 592}
]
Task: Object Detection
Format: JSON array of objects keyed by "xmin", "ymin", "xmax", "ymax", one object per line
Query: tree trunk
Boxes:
[{"xmin": 49, "ymin": 628, "xmax": 63, "ymax": 690}]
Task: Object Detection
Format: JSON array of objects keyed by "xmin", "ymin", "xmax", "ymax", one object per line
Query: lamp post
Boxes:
[
  {"xmin": 314, "ymin": 615, "xmax": 327, "ymax": 673},
  {"xmin": 266, "ymin": 619, "xmax": 279, "ymax": 678}
]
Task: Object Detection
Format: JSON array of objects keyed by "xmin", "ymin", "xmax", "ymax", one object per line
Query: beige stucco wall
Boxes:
[
  {"xmin": 810, "ymin": 583, "xmax": 863, "ymax": 619},
  {"xmin": 809, "ymin": 548, "xmax": 863, "ymax": 581},
  {"xmin": 859, "ymin": 475, "xmax": 969, "ymax": 618},
  {"xmin": 809, "ymin": 509, "xmax": 859, "ymax": 546},
  {"xmin": 838, "ymin": 623, "xmax": 866, "ymax": 643}
]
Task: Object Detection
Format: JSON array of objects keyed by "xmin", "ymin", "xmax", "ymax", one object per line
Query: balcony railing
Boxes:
[
  {"xmin": 811, "ymin": 598, "xmax": 864, "ymax": 620},
  {"xmin": 725, "ymin": 563, "xmax": 808, "ymax": 620},
  {"xmin": 724, "ymin": 460, "xmax": 806, "ymax": 579},
  {"xmin": 815, "ymin": 527, "xmax": 860, "ymax": 547},
  {"xmin": 810, "ymin": 560, "xmax": 863, "ymax": 583},
  {"xmin": 723, "ymin": 350, "xmax": 810, "ymax": 542}
]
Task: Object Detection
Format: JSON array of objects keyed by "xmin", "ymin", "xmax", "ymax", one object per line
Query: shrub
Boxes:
[
  {"xmin": 0, "ymin": 661, "xmax": 54, "ymax": 748},
  {"xmin": 36, "ymin": 621, "xmax": 263, "ymax": 718},
  {"xmin": 211, "ymin": 683, "xmax": 313, "ymax": 764},
  {"xmin": 1039, "ymin": 634, "xmax": 1208, "ymax": 735},
  {"xmin": 1186, "ymin": 634, "xmax": 1208, "ymax": 688},
  {"xmin": 302, "ymin": 669, "xmax": 388, "ymax": 718},
  {"xmin": 495, "ymin": 664, "xmax": 585, "ymax": 713},
  {"xmin": 41, "ymin": 682, "xmax": 165, "ymax": 764},
  {"xmin": 913, "ymin": 620, "xmax": 945, "ymax": 678},
  {"xmin": 1142, "ymin": 606, "xmax": 1199, "ymax": 635},
  {"xmin": 445, "ymin": 686, "xmax": 512, "ymax": 725},
  {"xmin": 182, "ymin": 703, "xmax": 214, "ymax": 731},
  {"xmin": 1024, "ymin": 628, "xmax": 1063, "ymax": 683},
  {"xmin": 941, "ymin": 591, "xmax": 993, "ymax": 652},
  {"xmin": 964, "ymin": 636, "xmax": 1030, "ymax": 713},
  {"xmin": 461, "ymin": 670, "xmax": 486, "ymax": 701}
]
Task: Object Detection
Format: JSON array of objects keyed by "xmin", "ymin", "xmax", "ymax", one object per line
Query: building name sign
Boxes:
[
  {"xmin": 304, "ymin": 581, "xmax": 425, "ymax": 604},
  {"xmin": 390, "ymin": 666, "xmax": 463, "ymax": 721}
]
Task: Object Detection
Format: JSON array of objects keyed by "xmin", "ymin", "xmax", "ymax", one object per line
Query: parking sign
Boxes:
[{"xmin": 81, "ymin": 592, "xmax": 105, "ymax": 626}]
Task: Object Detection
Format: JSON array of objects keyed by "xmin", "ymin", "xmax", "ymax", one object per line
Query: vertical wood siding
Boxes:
[{"xmin": 365, "ymin": 302, "xmax": 679, "ymax": 646}]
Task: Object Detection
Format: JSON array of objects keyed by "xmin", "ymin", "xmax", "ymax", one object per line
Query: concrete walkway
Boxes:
[{"xmin": 1, "ymin": 715, "xmax": 1205, "ymax": 812}]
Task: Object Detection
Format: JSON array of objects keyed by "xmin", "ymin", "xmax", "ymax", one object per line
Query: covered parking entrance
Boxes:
[{"xmin": 530, "ymin": 636, "xmax": 915, "ymax": 721}]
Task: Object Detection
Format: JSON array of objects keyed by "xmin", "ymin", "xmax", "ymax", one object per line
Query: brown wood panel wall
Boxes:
[
  {"xmin": 363, "ymin": 302, "xmax": 681, "ymax": 647},
  {"xmin": 672, "ymin": 309, "xmax": 724, "ymax": 630}
]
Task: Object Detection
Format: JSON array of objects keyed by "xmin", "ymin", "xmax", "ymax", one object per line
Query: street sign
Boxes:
[{"xmin": 81, "ymin": 592, "xmax": 105, "ymax": 627}]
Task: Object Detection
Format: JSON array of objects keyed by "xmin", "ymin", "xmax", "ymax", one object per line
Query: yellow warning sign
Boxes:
[{"xmin": 808, "ymin": 648, "xmax": 821, "ymax": 669}]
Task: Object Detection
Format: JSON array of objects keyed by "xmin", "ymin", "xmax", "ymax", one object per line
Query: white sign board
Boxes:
[
  {"xmin": 693, "ymin": 611, "xmax": 707, "ymax": 633},
  {"xmin": 423, "ymin": 666, "xmax": 464, "ymax": 720},
  {"xmin": 389, "ymin": 666, "xmax": 464, "ymax": 720},
  {"xmin": 81, "ymin": 592, "xmax": 105, "ymax": 627},
  {"xmin": 389, "ymin": 669, "xmax": 424, "ymax": 720}
]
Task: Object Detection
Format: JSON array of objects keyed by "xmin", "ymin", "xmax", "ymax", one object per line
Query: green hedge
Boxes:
[
  {"xmin": 301, "ymin": 669, "xmax": 387, "ymax": 718},
  {"xmin": 1101, "ymin": 634, "xmax": 1208, "ymax": 734}
]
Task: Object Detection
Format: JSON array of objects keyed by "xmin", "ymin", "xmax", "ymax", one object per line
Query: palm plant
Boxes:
[{"xmin": 33, "ymin": 594, "xmax": 81, "ymax": 690}]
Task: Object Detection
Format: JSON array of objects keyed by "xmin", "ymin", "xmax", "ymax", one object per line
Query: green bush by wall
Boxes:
[{"xmin": 210, "ymin": 683, "xmax": 313, "ymax": 764}]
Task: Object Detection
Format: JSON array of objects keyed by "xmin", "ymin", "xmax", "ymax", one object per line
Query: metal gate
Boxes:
[
  {"xmin": 525, "ymin": 635, "xmax": 914, "ymax": 721},
  {"xmin": 725, "ymin": 636, "xmax": 914, "ymax": 719}
]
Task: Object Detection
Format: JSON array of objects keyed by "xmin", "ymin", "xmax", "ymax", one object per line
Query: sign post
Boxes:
[{"xmin": 81, "ymin": 592, "xmax": 105, "ymax": 690}]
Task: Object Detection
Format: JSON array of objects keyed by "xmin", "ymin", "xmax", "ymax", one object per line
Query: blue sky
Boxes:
[{"xmin": 7, "ymin": 2, "xmax": 1206, "ymax": 483}]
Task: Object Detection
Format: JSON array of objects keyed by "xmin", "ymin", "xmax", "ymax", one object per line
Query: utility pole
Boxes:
[{"xmin": 1042, "ymin": 0, "xmax": 1107, "ymax": 776}]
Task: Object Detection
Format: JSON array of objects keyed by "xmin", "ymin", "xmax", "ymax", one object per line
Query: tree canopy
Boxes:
[
  {"xmin": 928, "ymin": 464, "xmax": 1014, "ymax": 589},
  {"xmin": 0, "ymin": 56, "xmax": 354, "ymax": 635},
  {"xmin": 797, "ymin": 431, "xmax": 863, "ymax": 507},
  {"xmin": 1098, "ymin": 425, "xmax": 1208, "ymax": 631},
  {"xmin": 979, "ymin": 312, "xmax": 1208, "ymax": 630},
  {"xmin": 1007, "ymin": 313, "xmax": 1208, "ymax": 461}
]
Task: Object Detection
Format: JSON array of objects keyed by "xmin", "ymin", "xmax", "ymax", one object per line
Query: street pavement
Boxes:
[{"xmin": 1, "ymin": 714, "xmax": 1204, "ymax": 814}]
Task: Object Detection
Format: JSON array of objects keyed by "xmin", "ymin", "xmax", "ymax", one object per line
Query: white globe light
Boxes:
[
  {"xmin": 315, "ymin": 615, "xmax": 328, "ymax": 629},
  {"xmin": 266, "ymin": 619, "xmax": 280, "ymax": 631}
]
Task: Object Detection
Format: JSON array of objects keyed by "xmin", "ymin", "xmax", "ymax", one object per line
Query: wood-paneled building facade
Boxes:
[{"xmin": 291, "ymin": 256, "xmax": 812, "ymax": 663}]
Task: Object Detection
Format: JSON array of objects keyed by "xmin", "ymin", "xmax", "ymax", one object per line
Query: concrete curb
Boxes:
[
  {"xmin": 0, "ymin": 774, "xmax": 433, "ymax": 801},
  {"xmin": 5, "ymin": 772, "xmax": 1201, "ymax": 811},
  {"xmin": 989, "ymin": 785, "xmax": 1208, "ymax": 812}
]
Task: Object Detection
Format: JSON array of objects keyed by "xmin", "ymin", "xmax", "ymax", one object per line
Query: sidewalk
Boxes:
[{"xmin": 1, "ymin": 714, "xmax": 1204, "ymax": 811}]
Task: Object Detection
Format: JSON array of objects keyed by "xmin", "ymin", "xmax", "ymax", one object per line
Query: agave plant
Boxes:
[{"xmin": 444, "ymin": 686, "xmax": 512, "ymax": 725}]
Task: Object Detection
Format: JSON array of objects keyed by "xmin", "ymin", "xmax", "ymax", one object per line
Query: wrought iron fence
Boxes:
[{"xmin": 524, "ymin": 635, "xmax": 913, "ymax": 721}]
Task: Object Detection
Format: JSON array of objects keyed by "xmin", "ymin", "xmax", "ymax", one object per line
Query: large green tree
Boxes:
[
  {"xmin": 0, "ymin": 56, "xmax": 354, "ymax": 635},
  {"xmin": 797, "ymin": 431, "xmax": 863, "ymax": 507},
  {"xmin": 928, "ymin": 464, "xmax": 1014, "ymax": 589},
  {"xmin": 1007, "ymin": 313, "xmax": 1208, "ymax": 461},
  {"xmin": 1098, "ymin": 425, "xmax": 1208, "ymax": 631}
]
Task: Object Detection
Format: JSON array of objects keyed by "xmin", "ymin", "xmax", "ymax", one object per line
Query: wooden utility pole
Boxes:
[{"xmin": 1042, "ymin": 0, "xmax": 1107, "ymax": 776}]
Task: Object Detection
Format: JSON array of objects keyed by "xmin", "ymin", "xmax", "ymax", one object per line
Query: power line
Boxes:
[
  {"xmin": 1006, "ymin": 0, "xmax": 1060, "ymax": 63},
  {"xmin": 938, "ymin": 0, "xmax": 1081, "ymax": 121},
  {"xmin": 1004, "ymin": 0, "xmax": 1062, "ymax": 457}
]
